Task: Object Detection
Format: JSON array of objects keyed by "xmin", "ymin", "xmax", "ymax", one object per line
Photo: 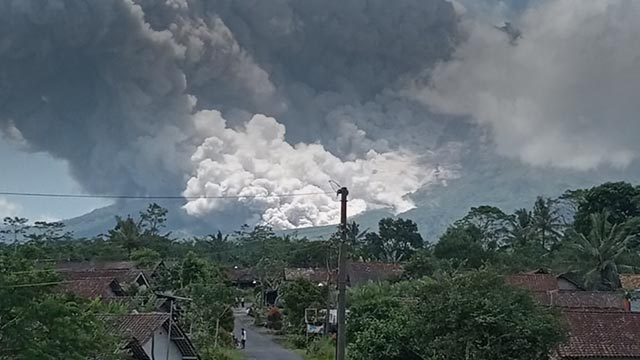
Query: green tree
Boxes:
[
  {"xmin": 510, "ymin": 208, "xmax": 533, "ymax": 247},
  {"xmin": 348, "ymin": 271, "xmax": 566, "ymax": 360},
  {"xmin": 0, "ymin": 255, "xmax": 125, "ymax": 359},
  {"xmin": 0, "ymin": 217, "xmax": 29, "ymax": 247},
  {"xmin": 362, "ymin": 218, "xmax": 423, "ymax": 262},
  {"xmin": 433, "ymin": 225, "xmax": 492, "ymax": 269},
  {"xmin": 107, "ymin": 216, "xmax": 142, "ymax": 257},
  {"xmin": 280, "ymin": 278, "xmax": 327, "ymax": 329},
  {"xmin": 573, "ymin": 182, "xmax": 640, "ymax": 234},
  {"xmin": 130, "ymin": 247, "xmax": 161, "ymax": 269},
  {"xmin": 404, "ymin": 249, "xmax": 437, "ymax": 279},
  {"xmin": 456, "ymin": 206, "xmax": 514, "ymax": 249},
  {"xmin": 566, "ymin": 212, "xmax": 640, "ymax": 290},
  {"xmin": 531, "ymin": 197, "xmax": 563, "ymax": 250},
  {"xmin": 139, "ymin": 203, "xmax": 168, "ymax": 236}
]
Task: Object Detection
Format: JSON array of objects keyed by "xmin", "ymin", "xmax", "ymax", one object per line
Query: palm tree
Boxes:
[
  {"xmin": 510, "ymin": 208, "xmax": 533, "ymax": 247},
  {"xmin": 532, "ymin": 197, "xmax": 563, "ymax": 250},
  {"xmin": 567, "ymin": 212, "xmax": 640, "ymax": 290}
]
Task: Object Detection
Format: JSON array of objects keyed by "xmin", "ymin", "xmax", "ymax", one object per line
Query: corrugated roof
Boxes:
[{"xmin": 557, "ymin": 310, "xmax": 640, "ymax": 358}]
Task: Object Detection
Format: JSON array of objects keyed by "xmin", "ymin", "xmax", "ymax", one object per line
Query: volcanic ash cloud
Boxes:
[{"xmin": 182, "ymin": 111, "xmax": 448, "ymax": 229}]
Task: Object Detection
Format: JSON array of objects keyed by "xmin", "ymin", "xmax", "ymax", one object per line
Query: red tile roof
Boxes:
[
  {"xmin": 59, "ymin": 269, "xmax": 143, "ymax": 284},
  {"xmin": 549, "ymin": 291, "xmax": 627, "ymax": 310},
  {"xmin": 225, "ymin": 268, "xmax": 257, "ymax": 283},
  {"xmin": 101, "ymin": 313, "xmax": 200, "ymax": 359},
  {"xmin": 55, "ymin": 261, "xmax": 139, "ymax": 271},
  {"xmin": 58, "ymin": 277, "xmax": 122, "ymax": 299},
  {"xmin": 557, "ymin": 310, "xmax": 640, "ymax": 358},
  {"xmin": 348, "ymin": 262, "xmax": 404, "ymax": 287},
  {"xmin": 505, "ymin": 273, "xmax": 559, "ymax": 292},
  {"xmin": 621, "ymin": 275, "xmax": 640, "ymax": 290},
  {"xmin": 101, "ymin": 313, "xmax": 170, "ymax": 344},
  {"xmin": 284, "ymin": 268, "xmax": 336, "ymax": 284}
]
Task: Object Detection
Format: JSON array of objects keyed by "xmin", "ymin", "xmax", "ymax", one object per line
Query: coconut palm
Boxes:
[
  {"xmin": 567, "ymin": 211, "xmax": 640, "ymax": 290},
  {"xmin": 531, "ymin": 197, "xmax": 564, "ymax": 250}
]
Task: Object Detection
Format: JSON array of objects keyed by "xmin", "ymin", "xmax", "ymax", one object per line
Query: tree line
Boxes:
[{"xmin": 2, "ymin": 181, "xmax": 640, "ymax": 359}]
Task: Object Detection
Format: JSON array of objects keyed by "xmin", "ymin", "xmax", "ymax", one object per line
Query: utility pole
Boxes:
[
  {"xmin": 324, "ymin": 243, "xmax": 331, "ymax": 336},
  {"xmin": 336, "ymin": 187, "xmax": 348, "ymax": 360}
]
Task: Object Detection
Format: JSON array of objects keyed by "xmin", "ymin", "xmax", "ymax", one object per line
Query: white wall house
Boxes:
[{"xmin": 101, "ymin": 313, "xmax": 200, "ymax": 360}]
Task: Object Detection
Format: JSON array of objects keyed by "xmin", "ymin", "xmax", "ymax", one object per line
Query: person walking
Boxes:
[
  {"xmin": 240, "ymin": 297, "xmax": 245, "ymax": 308},
  {"xmin": 241, "ymin": 328, "xmax": 247, "ymax": 349}
]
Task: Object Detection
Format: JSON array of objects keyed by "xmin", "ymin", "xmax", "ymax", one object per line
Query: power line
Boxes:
[{"xmin": 0, "ymin": 190, "xmax": 334, "ymax": 200}]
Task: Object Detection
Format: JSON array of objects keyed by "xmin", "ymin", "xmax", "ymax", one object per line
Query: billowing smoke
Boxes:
[
  {"xmin": 422, "ymin": 0, "xmax": 640, "ymax": 170},
  {"xmin": 0, "ymin": 0, "xmax": 196, "ymax": 194},
  {"xmin": 183, "ymin": 111, "xmax": 443, "ymax": 228},
  {"xmin": 0, "ymin": 0, "xmax": 461, "ymax": 229}
]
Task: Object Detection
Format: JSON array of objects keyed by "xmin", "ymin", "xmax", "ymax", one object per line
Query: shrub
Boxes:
[
  {"xmin": 289, "ymin": 334, "xmax": 309, "ymax": 349},
  {"xmin": 266, "ymin": 307, "xmax": 283, "ymax": 330}
]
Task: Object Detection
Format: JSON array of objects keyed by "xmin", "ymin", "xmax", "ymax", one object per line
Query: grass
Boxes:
[
  {"xmin": 285, "ymin": 336, "xmax": 336, "ymax": 360},
  {"xmin": 215, "ymin": 348, "xmax": 246, "ymax": 360}
]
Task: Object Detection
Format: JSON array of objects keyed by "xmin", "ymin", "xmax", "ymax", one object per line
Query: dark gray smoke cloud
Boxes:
[
  {"xmin": 0, "ymin": 0, "xmax": 462, "ymax": 227},
  {"xmin": 0, "ymin": 0, "xmax": 196, "ymax": 194}
]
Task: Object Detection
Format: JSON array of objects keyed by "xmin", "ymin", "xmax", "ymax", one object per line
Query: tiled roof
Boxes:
[
  {"xmin": 557, "ymin": 310, "xmax": 640, "ymax": 358},
  {"xmin": 225, "ymin": 268, "xmax": 257, "ymax": 283},
  {"xmin": 101, "ymin": 313, "xmax": 199, "ymax": 359},
  {"xmin": 284, "ymin": 268, "xmax": 336, "ymax": 284},
  {"xmin": 59, "ymin": 277, "xmax": 122, "ymax": 299},
  {"xmin": 549, "ymin": 291, "xmax": 627, "ymax": 310},
  {"xmin": 55, "ymin": 261, "xmax": 139, "ymax": 271},
  {"xmin": 59, "ymin": 269, "xmax": 143, "ymax": 284},
  {"xmin": 101, "ymin": 313, "xmax": 170, "ymax": 344},
  {"xmin": 505, "ymin": 273, "xmax": 559, "ymax": 292},
  {"xmin": 347, "ymin": 262, "xmax": 404, "ymax": 287},
  {"xmin": 621, "ymin": 275, "xmax": 640, "ymax": 290}
]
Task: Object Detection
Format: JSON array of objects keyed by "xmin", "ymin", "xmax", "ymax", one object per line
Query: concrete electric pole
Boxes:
[{"xmin": 336, "ymin": 187, "xmax": 348, "ymax": 360}]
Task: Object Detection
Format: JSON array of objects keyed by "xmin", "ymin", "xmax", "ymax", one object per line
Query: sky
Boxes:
[
  {"xmin": 1, "ymin": 0, "xmax": 640, "ymax": 230},
  {"xmin": 0, "ymin": 137, "xmax": 111, "ymax": 221}
]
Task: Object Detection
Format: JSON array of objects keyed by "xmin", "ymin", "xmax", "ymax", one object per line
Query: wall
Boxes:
[
  {"xmin": 558, "ymin": 278, "xmax": 581, "ymax": 291},
  {"xmin": 141, "ymin": 327, "xmax": 183, "ymax": 360}
]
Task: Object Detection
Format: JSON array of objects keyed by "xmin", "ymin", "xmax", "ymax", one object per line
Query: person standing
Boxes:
[
  {"xmin": 241, "ymin": 328, "xmax": 247, "ymax": 349},
  {"xmin": 240, "ymin": 297, "xmax": 245, "ymax": 308}
]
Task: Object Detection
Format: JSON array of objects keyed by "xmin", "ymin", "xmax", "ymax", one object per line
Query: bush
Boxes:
[
  {"xmin": 200, "ymin": 347, "xmax": 244, "ymax": 360},
  {"xmin": 289, "ymin": 334, "xmax": 309, "ymax": 349},
  {"xmin": 306, "ymin": 338, "xmax": 335, "ymax": 360},
  {"xmin": 266, "ymin": 307, "xmax": 283, "ymax": 330}
]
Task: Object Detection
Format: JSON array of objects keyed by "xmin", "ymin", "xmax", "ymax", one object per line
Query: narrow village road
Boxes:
[{"xmin": 233, "ymin": 307, "xmax": 304, "ymax": 360}]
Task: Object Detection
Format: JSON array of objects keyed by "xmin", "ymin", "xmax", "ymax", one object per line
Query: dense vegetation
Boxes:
[{"xmin": 1, "ymin": 181, "xmax": 640, "ymax": 359}]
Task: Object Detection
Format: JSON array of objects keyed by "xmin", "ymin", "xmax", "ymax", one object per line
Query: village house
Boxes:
[
  {"xmin": 284, "ymin": 267, "xmax": 336, "ymax": 286},
  {"xmin": 225, "ymin": 267, "xmax": 259, "ymax": 288},
  {"xmin": 59, "ymin": 268, "xmax": 151, "ymax": 289},
  {"xmin": 59, "ymin": 276, "xmax": 125, "ymax": 299},
  {"xmin": 505, "ymin": 271, "xmax": 628, "ymax": 311},
  {"xmin": 101, "ymin": 313, "xmax": 200, "ymax": 360},
  {"xmin": 55, "ymin": 260, "xmax": 164, "ymax": 280},
  {"xmin": 283, "ymin": 261, "xmax": 404, "ymax": 287},
  {"xmin": 554, "ymin": 310, "xmax": 640, "ymax": 359}
]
